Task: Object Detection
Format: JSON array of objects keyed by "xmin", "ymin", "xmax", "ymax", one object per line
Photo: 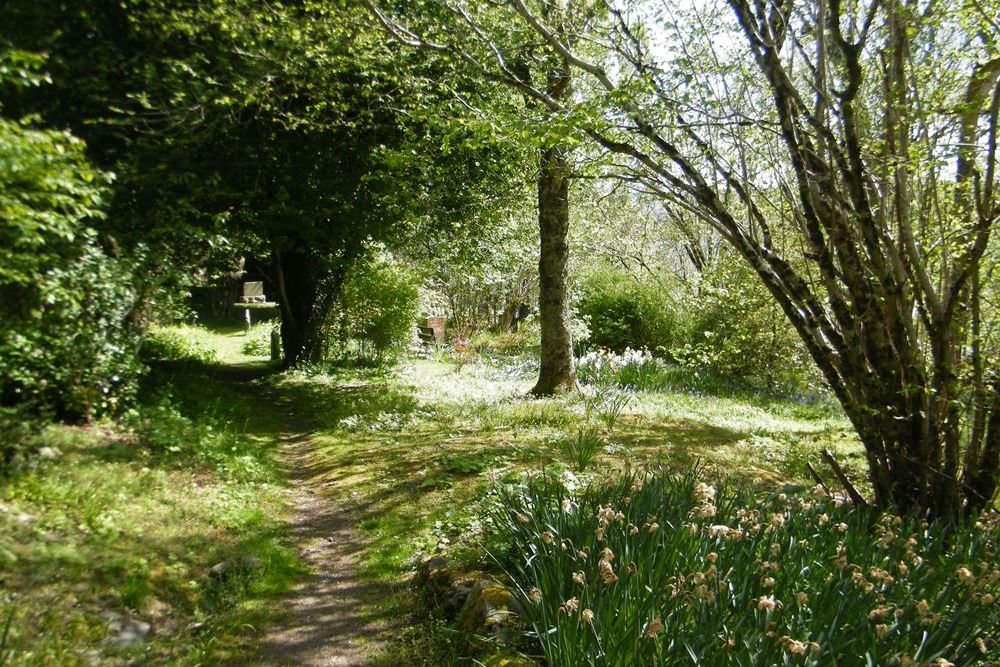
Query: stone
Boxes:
[
  {"xmin": 412, "ymin": 555, "xmax": 455, "ymax": 613},
  {"xmin": 456, "ymin": 579, "xmax": 524, "ymax": 644},
  {"xmin": 101, "ymin": 611, "xmax": 151, "ymax": 647},
  {"xmin": 208, "ymin": 555, "xmax": 262, "ymax": 582},
  {"xmin": 143, "ymin": 597, "xmax": 170, "ymax": 619}
]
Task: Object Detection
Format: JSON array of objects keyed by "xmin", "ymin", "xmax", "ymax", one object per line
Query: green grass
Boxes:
[
  {"xmin": 0, "ymin": 327, "xmax": 300, "ymax": 666},
  {"xmin": 0, "ymin": 321, "xmax": 869, "ymax": 666}
]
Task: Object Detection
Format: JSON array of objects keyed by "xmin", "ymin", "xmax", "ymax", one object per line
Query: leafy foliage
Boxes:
[
  {"xmin": 674, "ymin": 259, "xmax": 814, "ymax": 391},
  {"xmin": 576, "ymin": 270, "xmax": 680, "ymax": 356},
  {"xmin": 325, "ymin": 253, "xmax": 421, "ymax": 361},
  {"xmin": 0, "ymin": 96, "xmax": 142, "ymax": 420},
  {"xmin": 489, "ymin": 470, "xmax": 1000, "ymax": 666}
]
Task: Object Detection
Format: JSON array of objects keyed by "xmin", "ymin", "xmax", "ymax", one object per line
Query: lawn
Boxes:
[{"xmin": 0, "ymin": 323, "xmax": 864, "ymax": 665}]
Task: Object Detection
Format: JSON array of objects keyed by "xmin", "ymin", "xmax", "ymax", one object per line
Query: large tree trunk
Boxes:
[
  {"xmin": 531, "ymin": 144, "xmax": 576, "ymax": 395},
  {"xmin": 274, "ymin": 249, "xmax": 317, "ymax": 367}
]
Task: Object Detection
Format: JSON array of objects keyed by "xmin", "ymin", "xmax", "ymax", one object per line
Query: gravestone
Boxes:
[
  {"xmin": 234, "ymin": 281, "xmax": 278, "ymax": 334},
  {"xmin": 242, "ymin": 281, "xmax": 265, "ymax": 303}
]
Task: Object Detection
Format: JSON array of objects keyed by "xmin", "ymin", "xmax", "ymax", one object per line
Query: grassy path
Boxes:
[{"xmin": 251, "ymin": 383, "xmax": 392, "ymax": 666}]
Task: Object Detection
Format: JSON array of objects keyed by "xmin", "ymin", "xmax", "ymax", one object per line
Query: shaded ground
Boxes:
[
  {"xmin": 208, "ymin": 359, "xmax": 395, "ymax": 667},
  {"xmin": 257, "ymin": 429, "xmax": 390, "ymax": 666}
]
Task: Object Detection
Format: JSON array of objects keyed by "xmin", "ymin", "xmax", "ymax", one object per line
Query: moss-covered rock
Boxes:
[{"xmin": 456, "ymin": 579, "xmax": 524, "ymax": 643}]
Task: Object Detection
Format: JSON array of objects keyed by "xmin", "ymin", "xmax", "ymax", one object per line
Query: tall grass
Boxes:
[{"xmin": 487, "ymin": 470, "xmax": 999, "ymax": 666}]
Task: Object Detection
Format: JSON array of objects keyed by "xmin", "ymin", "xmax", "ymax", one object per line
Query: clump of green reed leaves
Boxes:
[
  {"xmin": 487, "ymin": 469, "xmax": 1000, "ymax": 666},
  {"xmin": 581, "ymin": 379, "xmax": 633, "ymax": 433},
  {"xmin": 557, "ymin": 428, "xmax": 606, "ymax": 473}
]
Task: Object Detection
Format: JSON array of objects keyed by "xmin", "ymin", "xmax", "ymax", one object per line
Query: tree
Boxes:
[
  {"xmin": 368, "ymin": 0, "xmax": 1000, "ymax": 518},
  {"xmin": 365, "ymin": 0, "xmax": 591, "ymax": 394},
  {"xmin": 2, "ymin": 0, "xmax": 524, "ymax": 367}
]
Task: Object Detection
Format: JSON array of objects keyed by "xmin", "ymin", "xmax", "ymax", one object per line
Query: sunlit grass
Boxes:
[{"xmin": 0, "ymin": 329, "xmax": 299, "ymax": 666}]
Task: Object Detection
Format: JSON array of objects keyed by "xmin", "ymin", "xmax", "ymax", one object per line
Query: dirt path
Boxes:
[{"xmin": 232, "ymin": 369, "xmax": 392, "ymax": 666}]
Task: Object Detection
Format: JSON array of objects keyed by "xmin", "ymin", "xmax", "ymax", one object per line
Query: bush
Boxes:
[
  {"xmin": 0, "ymin": 107, "xmax": 143, "ymax": 421},
  {"xmin": 674, "ymin": 259, "xmax": 814, "ymax": 392},
  {"xmin": 142, "ymin": 327, "xmax": 219, "ymax": 364},
  {"xmin": 488, "ymin": 470, "xmax": 1000, "ymax": 666},
  {"xmin": 575, "ymin": 271, "xmax": 679, "ymax": 355},
  {"xmin": 326, "ymin": 253, "xmax": 420, "ymax": 361}
]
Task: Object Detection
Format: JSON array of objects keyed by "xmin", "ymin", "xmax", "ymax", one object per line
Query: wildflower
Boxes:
[
  {"xmin": 899, "ymin": 655, "xmax": 915, "ymax": 666},
  {"xmin": 595, "ymin": 527, "xmax": 606, "ymax": 541},
  {"xmin": 572, "ymin": 571, "xmax": 586, "ymax": 585},
  {"xmin": 581, "ymin": 608, "xmax": 594, "ymax": 625},
  {"xmin": 707, "ymin": 552, "xmax": 718, "ymax": 563},
  {"xmin": 836, "ymin": 522, "xmax": 848, "ymax": 532},
  {"xmin": 541, "ymin": 531, "xmax": 555, "ymax": 545},
  {"xmin": 529, "ymin": 587, "xmax": 542, "ymax": 603},
  {"xmin": 818, "ymin": 513, "xmax": 830, "ymax": 524},
  {"xmin": 516, "ymin": 513, "xmax": 529, "ymax": 523},
  {"xmin": 762, "ymin": 576, "xmax": 776, "ymax": 588},
  {"xmin": 597, "ymin": 506, "xmax": 618, "ymax": 526},
  {"xmin": 757, "ymin": 595, "xmax": 780, "ymax": 611},
  {"xmin": 795, "ymin": 592, "xmax": 809, "ymax": 606},
  {"xmin": 809, "ymin": 642, "xmax": 821, "ymax": 654},
  {"xmin": 957, "ymin": 567, "xmax": 975, "ymax": 585},
  {"xmin": 697, "ymin": 504, "xmax": 717, "ymax": 519},
  {"xmin": 897, "ymin": 561, "xmax": 909, "ymax": 576},
  {"xmin": 697, "ymin": 584, "xmax": 716, "ymax": 604},
  {"xmin": 770, "ymin": 543, "xmax": 782, "ymax": 557},
  {"xmin": 577, "ymin": 549, "xmax": 589, "ymax": 561},
  {"xmin": 628, "ymin": 523, "xmax": 639, "ymax": 536},
  {"xmin": 708, "ymin": 524, "xmax": 730, "ymax": 537},
  {"xmin": 932, "ymin": 659, "xmax": 954, "ymax": 667},
  {"xmin": 894, "ymin": 608, "xmax": 904, "ymax": 619},
  {"xmin": 982, "ymin": 593, "xmax": 995, "ymax": 606},
  {"xmin": 785, "ymin": 640, "xmax": 807, "ymax": 656},
  {"xmin": 599, "ymin": 559, "xmax": 618, "ymax": 584},
  {"xmin": 647, "ymin": 521, "xmax": 660, "ymax": 533},
  {"xmin": 770, "ymin": 513, "xmax": 786, "ymax": 528},
  {"xmin": 695, "ymin": 482, "xmax": 717, "ymax": 502},
  {"xmin": 643, "ymin": 617, "xmax": 664, "ymax": 638},
  {"xmin": 813, "ymin": 484, "xmax": 827, "ymax": 497},
  {"xmin": 874, "ymin": 624, "xmax": 889, "ymax": 639},
  {"xmin": 561, "ymin": 498, "xmax": 573, "ymax": 513},
  {"xmin": 562, "ymin": 597, "xmax": 580, "ymax": 614},
  {"xmin": 625, "ymin": 561, "xmax": 636, "ymax": 575},
  {"xmin": 601, "ymin": 548, "xmax": 615, "ymax": 562},
  {"xmin": 976, "ymin": 638, "xmax": 987, "ymax": 654},
  {"xmin": 916, "ymin": 599, "xmax": 931, "ymax": 615}
]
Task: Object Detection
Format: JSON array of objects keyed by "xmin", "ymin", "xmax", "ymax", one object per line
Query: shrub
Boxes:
[
  {"xmin": 674, "ymin": 259, "xmax": 814, "ymax": 392},
  {"xmin": 575, "ymin": 271, "xmax": 679, "ymax": 355},
  {"xmin": 487, "ymin": 470, "xmax": 1000, "ymax": 666},
  {"xmin": 142, "ymin": 327, "xmax": 219, "ymax": 364},
  {"xmin": 326, "ymin": 253, "xmax": 420, "ymax": 360},
  {"xmin": 0, "ymin": 105, "xmax": 143, "ymax": 421}
]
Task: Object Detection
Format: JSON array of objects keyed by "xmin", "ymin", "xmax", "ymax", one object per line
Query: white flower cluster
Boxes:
[{"xmin": 577, "ymin": 347, "xmax": 656, "ymax": 373}]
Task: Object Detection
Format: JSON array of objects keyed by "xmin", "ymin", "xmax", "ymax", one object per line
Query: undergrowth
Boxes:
[{"xmin": 486, "ymin": 470, "xmax": 1000, "ymax": 666}]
